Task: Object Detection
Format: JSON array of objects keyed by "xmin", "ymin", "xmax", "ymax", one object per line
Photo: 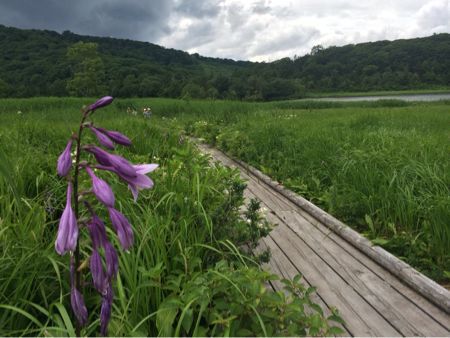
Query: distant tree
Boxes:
[
  {"xmin": 0, "ymin": 78, "xmax": 10, "ymax": 97},
  {"xmin": 310, "ymin": 45, "xmax": 324, "ymax": 55},
  {"xmin": 181, "ymin": 83, "xmax": 206, "ymax": 99},
  {"xmin": 66, "ymin": 42, "xmax": 106, "ymax": 96}
]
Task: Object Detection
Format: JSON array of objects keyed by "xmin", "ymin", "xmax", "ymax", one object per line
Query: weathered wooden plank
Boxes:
[
  {"xmin": 195, "ymin": 141, "xmax": 450, "ymax": 336},
  {"xmin": 235, "ymin": 152, "xmax": 450, "ymax": 331},
  {"xmin": 229, "ymin": 152, "xmax": 450, "ymax": 314},
  {"xmin": 244, "ymin": 169, "xmax": 450, "ymax": 335},
  {"xmin": 262, "ymin": 211, "xmax": 400, "ymax": 336},
  {"xmin": 298, "ymin": 209, "xmax": 450, "ymax": 331},
  {"xmin": 279, "ymin": 210, "xmax": 449, "ymax": 336},
  {"xmin": 255, "ymin": 236, "xmax": 351, "ymax": 336},
  {"xmin": 243, "ymin": 175, "xmax": 449, "ymax": 335}
]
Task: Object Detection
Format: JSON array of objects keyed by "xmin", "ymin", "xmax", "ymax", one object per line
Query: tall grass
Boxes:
[
  {"xmin": 179, "ymin": 101, "xmax": 450, "ymax": 281},
  {"xmin": 0, "ymin": 98, "xmax": 342, "ymax": 336}
]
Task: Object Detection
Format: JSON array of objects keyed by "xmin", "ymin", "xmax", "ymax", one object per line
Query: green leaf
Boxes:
[{"xmin": 328, "ymin": 326, "xmax": 345, "ymax": 335}]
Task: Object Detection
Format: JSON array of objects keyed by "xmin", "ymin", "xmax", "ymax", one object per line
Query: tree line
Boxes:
[{"xmin": 0, "ymin": 25, "xmax": 449, "ymax": 100}]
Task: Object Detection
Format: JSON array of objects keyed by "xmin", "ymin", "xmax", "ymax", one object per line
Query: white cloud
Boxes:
[
  {"xmin": 156, "ymin": 0, "xmax": 450, "ymax": 61},
  {"xmin": 1, "ymin": 0, "xmax": 449, "ymax": 61}
]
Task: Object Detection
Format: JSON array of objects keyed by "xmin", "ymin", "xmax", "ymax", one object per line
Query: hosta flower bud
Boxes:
[
  {"xmin": 96, "ymin": 127, "xmax": 132, "ymax": 146},
  {"xmin": 57, "ymin": 139, "xmax": 73, "ymax": 177},
  {"xmin": 100, "ymin": 284, "xmax": 114, "ymax": 336},
  {"xmin": 87, "ymin": 214, "xmax": 108, "ymax": 249},
  {"xmin": 55, "ymin": 183, "xmax": 78, "ymax": 255},
  {"xmin": 88, "ymin": 96, "xmax": 114, "ymax": 111},
  {"xmin": 86, "ymin": 167, "xmax": 115, "ymax": 207},
  {"xmin": 90, "ymin": 249, "xmax": 107, "ymax": 293},
  {"xmin": 104, "ymin": 241, "xmax": 118, "ymax": 279},
  {"xmin": 108, "ymin": 207, "xmax": 134, "ymax": 250},
  {"xmin": 89, "ymin": 126, "xmax": 115, "ymax": 150},
  {"xmin": 71, "ymin": 287, "xmax": 88, "ymax": 326}
]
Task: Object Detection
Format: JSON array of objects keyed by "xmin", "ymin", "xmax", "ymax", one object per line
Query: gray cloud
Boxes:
[
  {"xmin": 252, "ymin": 1, "xmax": 271, "ymax": 15},
  {"xmin": 0, "ymin": 0, "xmax": 172, "ymax": 40},
  {"xmin": 174, "ymin": 0, "xmax": 222, "ymax": 18},
  {"xmin": 0, "ymin": 0, "xmax": 449, "ymax": 61}
]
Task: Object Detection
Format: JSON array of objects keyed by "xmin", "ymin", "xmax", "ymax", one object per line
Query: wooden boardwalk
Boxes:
[{"xmin": 196, "ymin": 142, "xmax": 450, "ymax": 337}]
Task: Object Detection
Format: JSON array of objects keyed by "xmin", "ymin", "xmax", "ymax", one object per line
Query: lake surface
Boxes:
[{"xmin": 314, "ymin": 93, "xmax": 450, "ymax": 102}]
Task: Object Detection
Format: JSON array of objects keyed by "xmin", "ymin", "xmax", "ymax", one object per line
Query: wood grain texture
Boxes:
[{"xmin": 195, "ymin": 140, "xmax": 450, "ymax": 337}]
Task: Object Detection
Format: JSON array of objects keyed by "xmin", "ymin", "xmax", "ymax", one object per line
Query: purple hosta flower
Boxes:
[
  {"xmin": 108, "ymin": 207, "xmax": 134, "ymax": 250},
  {"xmin": 84, "ymin": 145, "xmax": 111, "ymax": 166},
  {"xmin": 71, "ymin": 286, "xmax": 88, "ymax": 326},
  {"xmin": 55, "ymin": 183, "xmax": 78, "ymax": 255},
  {"xmin": 85, "ymin": 146, "xmax": 136, "ymax": 178},
  {"xmin": 104, "ymin": 241, "xmax": 119, "ymax": 279},
  {"xmin": 57, "ymin": 139, "xmax": 73, "ymax": 177},
  {"xmin": 96, "ymin": 127, "xmax": 132, "ymax": 146},
  {"xmin": 88, "ymin": 96, "xmax": 114, "ymax": 112},
  {"xmin": 128, "ymin": 164, "xmax": 158, "ymax": 201},
  {"xmin": 86, "ymin": 214, "xmax": 108, "ymax": 250},
  {"xmin": 85, "ymin": 166, "xmax": 115, "ymax": 207},
  {"xmin": 89, "ymin": 126, "xmax": 115, "ymax": 150},
  {"xmin": 100, "ymin": 284, "xmax": 114, "ymax": 336},
  {"xmin": 91, "ymin": 249, "xmax": 107, "ymax": 293},
  {"xmin": 97, "ymin": 163, "xmax": 158, "ymax": 201}
]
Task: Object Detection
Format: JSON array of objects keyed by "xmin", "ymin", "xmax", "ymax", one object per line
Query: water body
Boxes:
[{"xmin": 314, "ymin": 93, "xmax": 450, "ymax": 102}]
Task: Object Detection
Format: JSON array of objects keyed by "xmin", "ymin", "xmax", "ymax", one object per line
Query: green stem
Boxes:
[{"xmin": 72, "ymin": 109, "xmax": 89, "ymax": 337}]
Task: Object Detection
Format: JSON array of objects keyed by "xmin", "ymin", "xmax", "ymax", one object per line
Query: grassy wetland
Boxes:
[
  {"xmin": 162, "ymin": 97, "xmax": 449, "ymax": 282},
  {"xmin": 0, "ymin": 97, "xmax": 449, "ymax": 335},
  {"xmin": 0, "ymin": 97, "xmax": 345, "ymax": 336}
]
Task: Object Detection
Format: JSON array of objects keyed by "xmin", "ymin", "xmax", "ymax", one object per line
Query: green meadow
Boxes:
[
  {"xmin": 148, "ymin": 97, "xmax": 449, "ymax": 282},
  {"xmin": 0, "ymin": 98, "xmax": 344, "ymax": 336},
  {"xmin": 177, "ymin": 100, "xmax": 450, "ymax": 284}
]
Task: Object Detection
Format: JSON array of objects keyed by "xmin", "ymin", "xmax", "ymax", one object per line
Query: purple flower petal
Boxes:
[
  {"xmin": 90, "ymin": 250, "xmax": 107, "ymax": 293},
  {"xmin": 55, "ymin": 183, "xmax": 78, "ymax": 255},
  {"xmin": 71, "ymin": 287, "xmax": 88, "ymax": 326},
  {"xmin": 84, "ymin": 146, "xmax": 112, "ymax": 166},
  {"xmin": 96, "ymin": 163, "xmax": 157, "ymax": 201},
  {"xmin": 108, "ymin": 207, "xmax": 134, "ymax": 250},
  {"xmin": 109, "ymin": 154, "xmax": 136, "ymax": 178},
  {"xmin": 86, "ymin": 214, "xmax": 108, "ymax": 249},
  {"xmin": 57, "ymin": 139, "xmax": 73, "ymax": 177},
  {"xmin": 96, "ymin": 127, "xmax": 132, "ymax": 146},
  {"xmin": 85, "ymin": 146, "xmax": 136, "ymax": 178},
  {"xmin": 89, "ymin": 126, "xmax": 115, "ymax": 150},
  {"xmin": 88, "ymin": 96, "xmax": 114, "ymax": 111},
  {"xmin": 100, "ymin": 283, "xmax": 114, "ymax": 336},
  {"xmin": 104, "ymin": 241, "xmax": 119, "ymax": 279},
  {"xmin": 86, "ymin": 167, "xmax": 115, "ymax": 207},
  {"xmin": 134, "ymin": 164, "xmax": 158, "ymax": 175}
]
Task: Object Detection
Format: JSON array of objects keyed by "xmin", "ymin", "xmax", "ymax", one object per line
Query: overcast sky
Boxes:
[{"xmin": 0, "ymin": 0, "xmax": 449, "ymax": 61}]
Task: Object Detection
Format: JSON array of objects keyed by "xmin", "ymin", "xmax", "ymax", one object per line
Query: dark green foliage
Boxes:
[
  {"xmin": 156, "ymin": 262, "xmax": 344, "ymax": 337},
  {"xmin": 1, "ymin": 25, "xmax": 450, "ymax": 100},
  {"xmin": 66, "ymin": 42, "xmax": 106, "ymax": 96}
]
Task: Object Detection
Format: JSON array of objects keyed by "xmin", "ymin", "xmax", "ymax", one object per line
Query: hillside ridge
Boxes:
[{"xmin": 0, "ymin": 24, "xmax": 449, "ymax": 99}]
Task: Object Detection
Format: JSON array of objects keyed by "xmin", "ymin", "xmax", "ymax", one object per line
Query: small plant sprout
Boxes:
[{"xmin": 55, "ymin": 96, "xmax": 158, "ymax": 336}]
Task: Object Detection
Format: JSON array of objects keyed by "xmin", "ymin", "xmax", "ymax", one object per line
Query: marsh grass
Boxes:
[
  {"xmin": 0, "ymin": 98, "xmax": 343, "ymax": 336},
  {"xmin": 175, "ymin": 100, "xmax": 450, "ymax": 281}
]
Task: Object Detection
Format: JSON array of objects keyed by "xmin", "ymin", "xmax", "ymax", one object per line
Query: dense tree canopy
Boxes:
[{"xmin": 0, "ymin": 25, "xmax": 449, "ymax": 100}]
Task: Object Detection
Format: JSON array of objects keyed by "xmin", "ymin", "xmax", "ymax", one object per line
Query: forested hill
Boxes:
[{"xmin": 0, "ymin": 24, "xmax": 449, "ymax": 100}]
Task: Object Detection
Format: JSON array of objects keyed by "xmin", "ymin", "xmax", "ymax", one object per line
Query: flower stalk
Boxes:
[{"xmin": 54, "ymin": 96, "xmax": 157, "ymax": 336}]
